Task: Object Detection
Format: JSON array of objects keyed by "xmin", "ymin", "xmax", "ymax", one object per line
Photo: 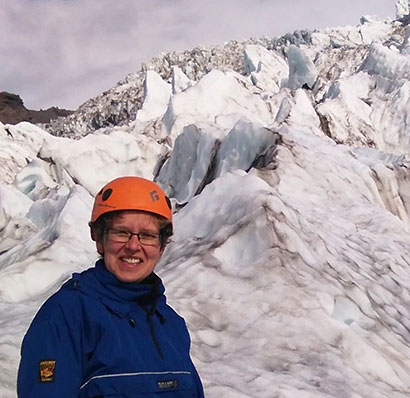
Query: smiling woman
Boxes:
[
  {"xmin": 17, "ymin": 176, "xmax": 204, "ymax": 398},
  {"xmin": 97, "ymin": 211, "xmax": 164, "ymax": 283}
]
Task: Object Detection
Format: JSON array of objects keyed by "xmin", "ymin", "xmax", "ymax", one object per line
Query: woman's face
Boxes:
[{"xmin": 96, "ymin": 210, "xmax": 163, "ymax": 283}]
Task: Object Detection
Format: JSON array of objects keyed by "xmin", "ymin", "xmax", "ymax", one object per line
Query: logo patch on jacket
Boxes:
[
  {"xmin": 39, "ymin": 360, "xmax": 56, "ymax": 382},
  {"xmin": 157, "ymin": 379, "xmax": 178, "ymax": 390}
]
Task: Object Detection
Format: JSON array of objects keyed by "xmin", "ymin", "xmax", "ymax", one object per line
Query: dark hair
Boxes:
[{"xmin": 89, "ymin": 211, "xmax": 173, "ymax": 249}]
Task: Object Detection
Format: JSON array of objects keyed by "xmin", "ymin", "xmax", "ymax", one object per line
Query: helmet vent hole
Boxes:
[{"xmin": 102, "ymin": 189, "xmax": 113, "ymax": 201}]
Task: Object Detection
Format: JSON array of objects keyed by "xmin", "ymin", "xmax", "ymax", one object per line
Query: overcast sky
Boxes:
[{"xmin": 0, "ymin": 0, "xmax": 396, "ymax": 110}]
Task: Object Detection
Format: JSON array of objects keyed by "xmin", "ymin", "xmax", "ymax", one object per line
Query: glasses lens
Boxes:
[
  {"xmin": 107, "ymin": 229, "xmax": 130, "ymax": 243},
  {"xmin": 138, "ymin": 233, "xmax": 160, "ymax": 246},
  {"xmin": 106, "ymin": 229, "xmax": 160, "ymax": 246}
]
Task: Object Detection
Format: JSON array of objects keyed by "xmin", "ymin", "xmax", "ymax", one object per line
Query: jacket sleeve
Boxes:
[{"xmin": 17, "ymin": 301, "xmax": 83, "ymax": 397}]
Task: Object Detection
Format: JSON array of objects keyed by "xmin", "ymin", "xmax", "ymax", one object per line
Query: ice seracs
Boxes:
[
  {"xmin": 0, "ymin": 122, "xmax": 48, "ymax": 184},
  {"xmin": 39, "ymin": 129, "xmax": 163, "ymax": 195},
  {"xmin": 135, "ymin": 70, "xmax": 172, "ymax": 123},
  {"xmin": 171, "ymin": 66, "xmax": 194, "ymax": 94},
  {"xmin": 284, "ymin": 44, "xmax": 318, "ymax": 90},
  {"xmin": 244, "ymin": 44, "xmax": 288, "ymax": 94},
  {"xmin": 162, "ymin": 69, "xmax": 273, "ymax": 144},
  {"xmin": 157, "ymin": 120, "xmax": 278, "ymax": 205},
  {"xmin": 396, "ymin": 0, "xmax": 410, "ymax": 18}
]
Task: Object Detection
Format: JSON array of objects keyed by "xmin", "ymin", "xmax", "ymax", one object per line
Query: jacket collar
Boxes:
[{"xmin": 70, "ymin": 260, "xmax": 165, "ymax": 317}]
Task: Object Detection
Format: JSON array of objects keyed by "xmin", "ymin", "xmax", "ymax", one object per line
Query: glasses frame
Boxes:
[{"xmin": 105, "ymin": 228, "xmax": 161, "ymax": 247}]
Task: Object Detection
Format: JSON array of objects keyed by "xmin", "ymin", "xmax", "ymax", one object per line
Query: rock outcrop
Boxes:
[{"xmin": 0, "ymin": 91, "xmax": 73, "ymax": 125}]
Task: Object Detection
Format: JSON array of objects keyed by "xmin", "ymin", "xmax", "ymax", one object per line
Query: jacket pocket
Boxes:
[{"xmin": 79, "ymin": 370, "xmax": 197, "ymax": 397}]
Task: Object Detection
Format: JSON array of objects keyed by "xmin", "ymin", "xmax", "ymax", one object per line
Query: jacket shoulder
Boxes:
[{"xmin": 30, "ymin": 274, "xmax": 89, "ymax": 325}]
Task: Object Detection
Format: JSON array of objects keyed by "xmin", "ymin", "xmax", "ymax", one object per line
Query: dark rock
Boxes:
[{"xmin": 0, "ymin": 91, "xmax": 73, "ymax": 125}]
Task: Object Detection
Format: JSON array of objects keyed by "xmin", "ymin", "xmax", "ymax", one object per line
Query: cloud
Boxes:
[{"xmin": 0, "ymin": 0, "xmax": 394, "ymax": 110}]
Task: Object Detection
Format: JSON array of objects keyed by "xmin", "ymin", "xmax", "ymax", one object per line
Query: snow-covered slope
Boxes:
[{"xmin": 2, "ymin": 4, "xmax": 410, "ymax": 398}]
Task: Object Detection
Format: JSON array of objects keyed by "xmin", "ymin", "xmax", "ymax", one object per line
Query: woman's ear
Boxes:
[
  {"xmin": 159, "ymin": 241, "xmax": 169, "ymax": 257},
  {"xmin": 90, "ymin": 225, "xmax": 104, "ymax": 254},
  {"xmin": 96, "ymin": 240, "xmax": 104, "ymax": 255}
]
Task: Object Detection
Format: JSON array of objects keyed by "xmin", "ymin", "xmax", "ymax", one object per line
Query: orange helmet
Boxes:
[{"xmin": 90, "ymin": 176, "xmax": 172, "ymax": 224}]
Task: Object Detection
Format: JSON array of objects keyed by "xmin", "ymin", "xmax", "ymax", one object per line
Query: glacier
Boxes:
[{"xmin": 1, "ymin": 4, "xmax": 410, "ymax": 397}]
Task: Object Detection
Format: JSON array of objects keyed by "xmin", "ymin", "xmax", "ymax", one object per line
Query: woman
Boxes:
[{"xmin": 17, "ymin": 176, "xmax": 204, "ymax": 397}]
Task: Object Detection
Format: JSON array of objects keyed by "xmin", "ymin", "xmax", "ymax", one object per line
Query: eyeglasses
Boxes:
[{"xmin": 105, "ymin": 228, "xmax": 160, "ymax": 246}]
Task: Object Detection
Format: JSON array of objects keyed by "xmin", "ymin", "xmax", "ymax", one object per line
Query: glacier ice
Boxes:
[{"xmin": 1, "ymin": 9, "xmax": 410, "ymax": 398}]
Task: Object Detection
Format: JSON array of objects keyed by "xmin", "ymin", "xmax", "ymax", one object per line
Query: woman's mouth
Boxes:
[{"xmin": 121, "ymin": 257, "xmax": 142, "ymax": 265}]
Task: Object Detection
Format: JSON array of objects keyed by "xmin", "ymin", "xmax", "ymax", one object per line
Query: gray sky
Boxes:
[{"xmin": 0, "ymin": 0, "xmax": 395, "ymax": 110}]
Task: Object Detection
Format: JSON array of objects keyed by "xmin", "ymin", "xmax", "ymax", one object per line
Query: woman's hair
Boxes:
[{"xmin": 89, "ymin": 211, "xmax": 173, "ymax": 249}]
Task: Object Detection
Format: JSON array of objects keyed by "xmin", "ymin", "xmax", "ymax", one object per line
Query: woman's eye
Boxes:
[
  {"xmin": 115, "ymin": 230, "xmax": 130, "ymax": 237},
  {"xmin": 140, "ymin": 233, "xmax": 157, "ymax": 240}
]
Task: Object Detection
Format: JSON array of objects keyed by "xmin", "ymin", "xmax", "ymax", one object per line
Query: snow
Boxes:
[
  {"xmin": 361, "ymin": 41, "xmax": 410, "ymax": 80},
  {"xmin": 171, "ymin": 66, "xmax": 194, "ymax": 94},
  {"xmin": 214, "ymin": 120, "xmax": 277, "ymax": 178},
  {"xmin": 1, "ymin": 6, "xmax": 410, "ymax": 397},
  {"xmin": 0, "ymin": 122, "xmax": 49, "ymax": 184},
  {"xmin": 135, "ymin": 70, "xmax": 172, "ymax": 123},
  {"xmin": 39, "ymin": 129, "xmax": 163, "ymax": 195},
  {"xmin": 162, "ymin": 69, "xmax": 273, "ymax": 144},
  {"xmin": 284, "ymin": 45, "xmax": 318, "ymax": 90},
  {"xmin": 396, "ymin": 0, "xmax": 410, "ymax": 18},
  {"xmin": 157, "ymin": 123, "xmax": 225, "ymax": 204},
  {"xmin": 244, "ymin": 45, "xmax": 288, "ymax": 94}
]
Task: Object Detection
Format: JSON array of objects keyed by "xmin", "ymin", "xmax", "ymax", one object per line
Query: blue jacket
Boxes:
[{"xmin": 17, "ymin": 260, "xmax": 204, "ymax": 397}]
